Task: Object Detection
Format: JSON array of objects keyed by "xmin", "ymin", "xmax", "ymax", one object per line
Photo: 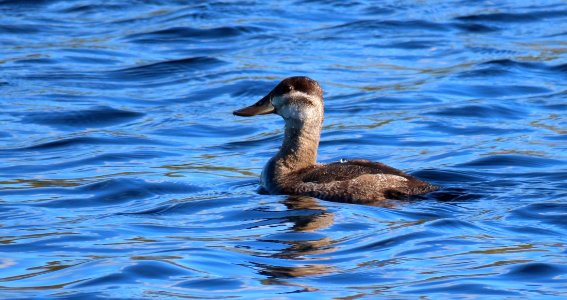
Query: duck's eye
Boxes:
[{"xmin": 287, "ymin": 85, "xmax": 293, "ymax": 91}]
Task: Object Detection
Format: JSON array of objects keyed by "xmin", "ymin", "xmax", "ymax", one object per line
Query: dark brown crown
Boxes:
[{"xmin": 271, "ymin": 76, "xmax": 323, "ymax": 99}]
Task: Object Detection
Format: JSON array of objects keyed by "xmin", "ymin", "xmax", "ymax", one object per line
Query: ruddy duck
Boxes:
[{"xmin": 234, "ymin": 76, "xmax": 437, "ymax": 203}]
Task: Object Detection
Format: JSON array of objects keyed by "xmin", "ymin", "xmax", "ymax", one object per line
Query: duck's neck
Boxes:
[{"xmin": 275, "ymin": 118, "xmax": 322, "ymax": 172}]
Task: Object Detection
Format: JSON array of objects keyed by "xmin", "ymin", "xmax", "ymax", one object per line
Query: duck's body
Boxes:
[
  {"xmin": 234, "ymin": 76, "xmax": 437, "ymax": 203},
  {"xmin": 263, "ymin": 159, "xmax": 436, "ymax": 203}
]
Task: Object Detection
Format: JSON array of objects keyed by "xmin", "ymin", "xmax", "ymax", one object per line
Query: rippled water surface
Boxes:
[{"xmin": 1, "ymin": 0, "xmax": 566, "ymax": 298}]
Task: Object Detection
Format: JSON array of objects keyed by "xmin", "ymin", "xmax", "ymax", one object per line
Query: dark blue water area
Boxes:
[{"xmin": 0, "ymin": 0, "xmax": 566, "ymax": 298}]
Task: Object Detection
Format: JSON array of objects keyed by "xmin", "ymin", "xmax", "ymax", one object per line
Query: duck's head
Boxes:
[{"xmin": 233, "ymin": 76, "xmax": 323, "ymax": 123}]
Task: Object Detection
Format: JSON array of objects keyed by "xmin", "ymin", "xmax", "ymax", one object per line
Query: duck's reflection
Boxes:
[
  {"xmin": 255, "ymin": 196, "xmax": 399, "ymax": 284},
  {"xmin": 255, "ymin": 195, "xmax": 335, "ymax": 290},
  {"xmin": 281, "ymin": 195, "xmax": 335, "ymax": 233}
]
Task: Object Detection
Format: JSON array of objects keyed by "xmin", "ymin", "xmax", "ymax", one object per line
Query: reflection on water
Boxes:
[{"xmin": 1, "ymin": 0, "xmax": 566, "ymax": 298}]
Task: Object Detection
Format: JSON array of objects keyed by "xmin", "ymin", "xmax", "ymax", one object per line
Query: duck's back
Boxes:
[{"xmin": 281, "ymin": 160, "xmax": 437, "ymax": 203}]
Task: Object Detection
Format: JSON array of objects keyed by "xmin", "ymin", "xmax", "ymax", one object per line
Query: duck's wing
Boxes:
[
  {"xmin": 299, "ymin": 160, "xmax": 416, "ymax": 183},
  {"xmin": 286, "ymin": 160, "xmax": 437, "ymax": 203}
]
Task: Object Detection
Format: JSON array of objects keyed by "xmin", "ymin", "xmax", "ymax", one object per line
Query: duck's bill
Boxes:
[{"xmin": 233, "ymin": 94, "xmax": 275, "ymax": 117}]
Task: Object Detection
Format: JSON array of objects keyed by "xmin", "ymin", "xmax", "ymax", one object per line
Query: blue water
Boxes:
[{"xmin": 1, "ymin": 0, "xmax": 566, "ymax": 298}]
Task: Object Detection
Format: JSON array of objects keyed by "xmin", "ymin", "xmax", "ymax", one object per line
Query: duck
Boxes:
[{"xmin": 233, "ymin": 76, "xmax": 437, "ymax": 203}]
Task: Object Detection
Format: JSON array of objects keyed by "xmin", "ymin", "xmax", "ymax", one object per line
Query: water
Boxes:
[{"xmin": 1, "ymin": 0, "xmax": 566, "ymax": 298}]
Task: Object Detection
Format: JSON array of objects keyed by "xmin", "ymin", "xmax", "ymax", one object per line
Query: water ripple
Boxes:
[
  {"xmin": 0, "ymin": 0, "xmax": 566, "ymax": 298},
  {"xmin": 124, "ymin": 25, "xmax": 264, "ymax": 43},
  {"xmin": 455, "ymin": 9, "xmax": 567, "ymax": 23},
  {"xmin": 18, "ymin": 106, "xmax": 143, "ymax": 129}
]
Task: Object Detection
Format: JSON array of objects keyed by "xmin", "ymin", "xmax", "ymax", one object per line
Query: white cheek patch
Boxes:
[
  {"xmin": 289, "ymin": 90, "xmax": 319, "ymax": 104},
  {"xmin": 272, "ymin": 91, "xmax": 320, "ymax": 120},
  {"xmin": 279, "ymin": 103, "xmax": 303, "ymax": 120},
  {"xmin": 271, "ymin": 95, "xmax": 285, "ymax": 107}
]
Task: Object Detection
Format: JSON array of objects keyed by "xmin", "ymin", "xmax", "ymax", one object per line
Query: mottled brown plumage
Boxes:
[{"xmin": 234, "ymin": 76, "xmax": 437, "ymax": 203}]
